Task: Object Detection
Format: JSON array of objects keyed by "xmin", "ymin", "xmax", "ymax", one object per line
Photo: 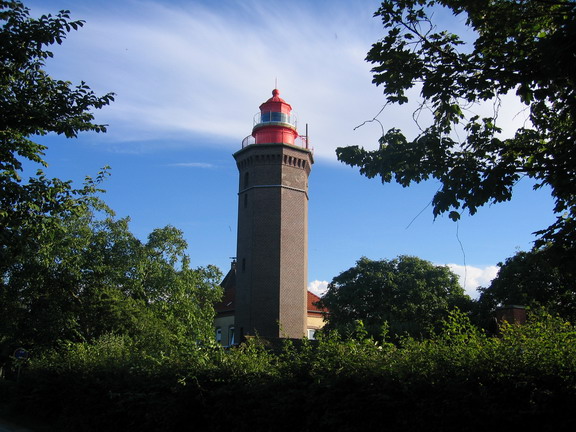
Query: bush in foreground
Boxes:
[{"xmin": 2, "ymin": 310, "xmax": 576, "ymax": 431}]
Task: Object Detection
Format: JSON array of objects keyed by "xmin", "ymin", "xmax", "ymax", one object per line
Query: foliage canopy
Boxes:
[
  {"xmin": 0, "ymin": 179, "xmax": 223, "ymax": 355},
  {"xmin": 1, "ymin": 0, "xmax": 115, "ymax": 253},
  {"xmin": 0, "ymin": 1, "xmax": 222, "ymax": 359},
  {"xmin": 477, "ymin": 248, "xmax": 576, "ymax": 323},
  {"xmin": 5, "ymin": 310, "xmax": 576, "ymax": 431},
  {"xmin": 337, "ymin": 0, "xmax": 576, "ymax": 256},
  {"xmin": 316, "ymin": 255, "xmax": 471, "ymax": 339}
]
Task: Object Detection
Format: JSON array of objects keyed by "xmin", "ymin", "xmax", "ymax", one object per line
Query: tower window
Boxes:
[
  {"xmin": 244, "ymin": 193, "xmax": 248, "ymax": 208},
  {"xmin": 244, "ymin": 172, "xmax": 249, "ymax": 188}
]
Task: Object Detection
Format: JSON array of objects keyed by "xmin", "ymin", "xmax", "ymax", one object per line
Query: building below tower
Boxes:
[{"xmin": 214, "ymin": 261, "xmax": 326, "ymax": 346}]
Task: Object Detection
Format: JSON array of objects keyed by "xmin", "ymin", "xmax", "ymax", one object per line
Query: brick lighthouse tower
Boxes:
[{"xmin": 233, "ymin": 89, "xmax": 313, "ymax": 340}]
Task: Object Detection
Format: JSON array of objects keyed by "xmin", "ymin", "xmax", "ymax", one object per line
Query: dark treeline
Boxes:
[{"xmin": 2, "ymin": 310, "xmax": 576, "ymax": 431}]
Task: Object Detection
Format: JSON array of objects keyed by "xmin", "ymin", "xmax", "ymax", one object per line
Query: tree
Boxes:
[
  {"xmin": 316, "ymin": 256, "xmax": 470, "ymax": 340},
  {"xmin": 476, "ymin": 249, "xmax": 576, "ymax": 323},
  {"xmin": 336, "ymin": 0, "xmax": 576, "ymax": 258},
  {"xmin": 0, "ymin": 196, "xmax": 223, "ymax": 354},
  {"xmin": 1, "ymin": 0, "xmax": 115, "ymax": 359},
  {"xmin": 1, "ymin": 0, "xmax": 115, "ymax": 255},
  {"xmin": 0, "ymin": 2, "xmax": 223, "ymax": 357}
]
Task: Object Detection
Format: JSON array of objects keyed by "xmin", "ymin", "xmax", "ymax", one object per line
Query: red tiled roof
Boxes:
[
  {"xmin": 307, "ymin": 291, "xmax": 326, "ymax": 314},
  {"xmin": 215, "ymin": 263, "xmax": 236, "ymax": 314},
  {"xmin": 214, "ymin": 285, "xmax": 235, "ymax": 314}
]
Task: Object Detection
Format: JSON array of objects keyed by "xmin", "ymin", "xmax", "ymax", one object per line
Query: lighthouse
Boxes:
[{"xmin": 233, "ymin": 89, "xmax": 314, "ymax": 340}]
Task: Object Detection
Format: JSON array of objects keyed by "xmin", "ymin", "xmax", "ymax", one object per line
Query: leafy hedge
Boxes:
[{"xmin": 2, "ymin": 310, "xmax": 576, "ymax": 431}]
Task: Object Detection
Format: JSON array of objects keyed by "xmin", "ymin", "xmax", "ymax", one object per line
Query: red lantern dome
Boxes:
[{"xmin": 252, "ymin": 89, "xmax": 298, "ymax": 145}]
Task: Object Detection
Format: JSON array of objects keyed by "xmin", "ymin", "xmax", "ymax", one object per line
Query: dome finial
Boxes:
[{"xmin": 272, "ymin": 88, "xmax": 279, "ymax": 97}]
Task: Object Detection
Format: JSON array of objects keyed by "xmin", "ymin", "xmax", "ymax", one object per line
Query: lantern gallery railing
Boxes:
[{"xmin": 242, "ymin": 134, "xmax": 312, "ymax": 152}]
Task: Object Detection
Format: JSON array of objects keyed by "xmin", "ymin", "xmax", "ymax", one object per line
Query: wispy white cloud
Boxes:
[
  {"xmin": 446, "ymin": 264, "xmax": 500, "ymax": 299},
  {"xmin": 41, "ymin": 0, "xmax": 386, "ymax": 158},
  {"xmin": 308, "ymin": 280, "xmax": 329, "ymax": 297},
  {"xmin": 37, "ymin": 0, "xmax": 529, "ymax": 159},
  {"xmin": 168, "ymin": 162, "xmax": 215, "ymax": 168}
]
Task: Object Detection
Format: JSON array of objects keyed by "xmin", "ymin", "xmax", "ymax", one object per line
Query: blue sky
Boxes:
[{"xmin": 22, "ymin": 0, "xmax": 555, "ymax": 298}]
